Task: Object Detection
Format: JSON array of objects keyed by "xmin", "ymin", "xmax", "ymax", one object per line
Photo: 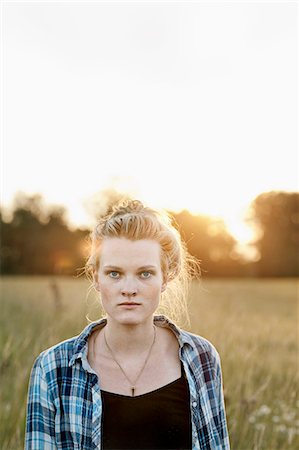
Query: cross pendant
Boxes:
[{"xmin": 131, "ymin": 387, "xmax": 135, "ymax": 397}]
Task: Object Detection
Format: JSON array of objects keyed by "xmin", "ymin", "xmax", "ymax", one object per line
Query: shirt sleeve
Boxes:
[
  {"xmin": 25, "ymin": 355, "xmax": 56, "ymax": 450},
  {"xmin": 214, "ymin": 354, "xmax": 230, "ymax": 449}
]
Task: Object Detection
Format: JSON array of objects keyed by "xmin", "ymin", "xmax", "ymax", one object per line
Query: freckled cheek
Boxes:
[
  {"xmin": 146, "ymin": 284, "xmax": 163, "ymax": 299},
  {"xmin": 98, "ymin": 280, "xmax": 120, "ymax": 301}
]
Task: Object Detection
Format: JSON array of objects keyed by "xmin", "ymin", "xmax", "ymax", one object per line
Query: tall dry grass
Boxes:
[
  {"xmin": 0, "ymin": 276, "xmax": 298, "ymax": 449},
  {"xmin": 189, "ymin": 279, "xmax": 298, "ymax": 450}
]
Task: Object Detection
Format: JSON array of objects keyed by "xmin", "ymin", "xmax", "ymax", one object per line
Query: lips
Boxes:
[
  {"xmin": 119, "ymin": 302, "xmax": 140, "ymax": 305},
  {"xmin": 118, "ymin": 302, "xmax": 141, "ymax": 306}
]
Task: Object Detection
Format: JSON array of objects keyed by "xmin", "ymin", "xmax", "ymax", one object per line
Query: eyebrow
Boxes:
[{"xmin": 103, "ymin": 265, "xmax": 157, "ymax": 271}]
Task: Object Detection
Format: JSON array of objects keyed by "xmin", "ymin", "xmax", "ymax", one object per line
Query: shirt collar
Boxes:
[{"xmin": 69, "ymin": 314, "xmax": 195, "ymax": 367}]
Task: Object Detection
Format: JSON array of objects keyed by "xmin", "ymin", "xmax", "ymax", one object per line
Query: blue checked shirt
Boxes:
[{"xmin": 25, "ymin": 315, "xmax": 230, "ymax": 449}]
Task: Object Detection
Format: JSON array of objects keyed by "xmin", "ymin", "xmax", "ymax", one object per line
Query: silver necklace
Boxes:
[{"xmin": 103, "ymin": 325, "xmax": 156, "ymax": 397}]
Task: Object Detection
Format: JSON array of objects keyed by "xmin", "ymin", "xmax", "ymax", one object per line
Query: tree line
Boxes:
[{"xmin": 0, "ymin": 190, "xmax": 298, "ymax": 277}]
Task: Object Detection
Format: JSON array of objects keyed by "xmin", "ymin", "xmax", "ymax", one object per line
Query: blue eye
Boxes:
[
  {"xmin": 109, "ymin": 271, "xmax": 120, "ymax": 279},
  {"xmin": 140, "ymin": 271, "xmax": 151, "ymax": 279}
]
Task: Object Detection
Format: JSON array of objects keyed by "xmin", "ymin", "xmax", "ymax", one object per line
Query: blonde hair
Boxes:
[{"xmin": 85, "ymin": 199, "xmax": 200, "ymax": 328}]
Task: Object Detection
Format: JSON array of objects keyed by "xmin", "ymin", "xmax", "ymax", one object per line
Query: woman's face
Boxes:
[{"xmin": 95, "ymin": 237, "xmax": 166, "ymax": 326}]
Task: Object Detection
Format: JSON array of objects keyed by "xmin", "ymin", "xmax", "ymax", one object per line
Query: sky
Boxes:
[{"xmin": 1, "ymin": 0, "xmax": 298, "ymax": 247}]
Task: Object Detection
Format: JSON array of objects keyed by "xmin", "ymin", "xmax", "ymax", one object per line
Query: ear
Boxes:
[{"xmin": 161, "ymin": 281, "xmax": 167, "ymax": 293}]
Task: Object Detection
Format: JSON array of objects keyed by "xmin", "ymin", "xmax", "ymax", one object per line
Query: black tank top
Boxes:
[{"xmin": 101, "ymin": 365, "xmax": 192, "ymax": 449}]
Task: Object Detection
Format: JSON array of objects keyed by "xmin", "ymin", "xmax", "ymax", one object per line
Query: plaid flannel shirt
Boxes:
[{"xmin": 25, "ymin": 315, "xmax": 230, "ymax": 449}]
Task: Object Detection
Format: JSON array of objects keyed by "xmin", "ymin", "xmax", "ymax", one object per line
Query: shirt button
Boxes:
[{"xmin": 192, "ymin": 401, "xmax": 197, "ymax": 407}]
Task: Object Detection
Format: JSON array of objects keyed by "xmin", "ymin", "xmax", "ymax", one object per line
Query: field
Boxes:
[{"xmin": 0, "ymin": 276, "xmax": 298, "ymax": 450}]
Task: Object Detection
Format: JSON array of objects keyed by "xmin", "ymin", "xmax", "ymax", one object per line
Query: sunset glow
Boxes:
[{"xmin": 1, "ymin": 3, "xmax": 297, "ymax": 251}]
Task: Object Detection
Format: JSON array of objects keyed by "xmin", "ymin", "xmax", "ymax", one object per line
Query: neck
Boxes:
[{"xmin": 103, "ymin": 317, "xmax": 156, "ymax": 356}]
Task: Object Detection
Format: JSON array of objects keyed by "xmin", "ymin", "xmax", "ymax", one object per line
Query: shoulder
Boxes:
[
  {"xmin": 155, "ymin": 315, "xmax": 221, "ymax": 363},
  {"xmin": 182, "ymin": 329, "xmax": 220, "ymax": 359},
  {"xmin": 179, "ymin": 329, "xmax": 222, "ymax": 383},
  {"xmin": 33, "ymin": 335, "xmax": 79, "ymax": 377},
  {"xmin": 155, "ymin": 315, "xmax": 222, "ymax": 377},
  {"xmin": 31, "ymin": 319, "xmax": 107, "ymax": 380}
]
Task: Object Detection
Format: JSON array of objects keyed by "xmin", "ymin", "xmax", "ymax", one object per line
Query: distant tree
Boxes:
[
  {"xmin": 7, "ymin": 189, "xmax": 294, "ymax": 277},
  {"xmin": 250, "ymin": 191, "xmax": 299, "ymax": 276},
  {"xmin": 0, "ymin": 193, "xmax": 89, "ymax": 275},
  {"xmin": 171, "ymin": 210, "xmax": 243, "ymax": 277}
]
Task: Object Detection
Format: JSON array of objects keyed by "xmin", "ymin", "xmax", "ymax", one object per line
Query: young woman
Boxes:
[{"xmin": 25, "ymin": 200, "xmax": 230, "ymax": 449}]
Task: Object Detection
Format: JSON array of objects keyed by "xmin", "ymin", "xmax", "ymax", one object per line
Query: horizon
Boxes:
[{"xmin": 2, "ymin": 186, "xmax": 298, "ymax": 262}]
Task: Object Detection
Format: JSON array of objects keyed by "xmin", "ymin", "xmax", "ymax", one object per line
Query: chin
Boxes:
[{"xmin": 109, "ymin": 311, "xmax": 154, "ymax": 326}]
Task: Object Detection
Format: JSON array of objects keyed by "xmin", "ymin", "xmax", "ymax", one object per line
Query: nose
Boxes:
[
  {"xmin": 121, "ymin": 288, "xmax": 137, "ymax": 297},
  {"xmin": 121, "ymin": 278, "xmax": 137, "ymax": 297}
]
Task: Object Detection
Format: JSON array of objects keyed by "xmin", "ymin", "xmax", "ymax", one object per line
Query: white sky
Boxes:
[{"xmin": 1, "ymin": 1, "xmax": 298, "ymax": 244}]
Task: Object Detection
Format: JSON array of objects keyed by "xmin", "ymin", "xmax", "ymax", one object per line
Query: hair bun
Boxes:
[{"xmin": 111, "ymin": 199, "xmax": 145, "ymax": 217}]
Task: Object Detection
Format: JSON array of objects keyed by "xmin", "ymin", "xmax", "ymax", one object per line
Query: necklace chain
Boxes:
[{"xmin": 103, "ymin": 325, "xmax": 156, "ymax": 397}]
